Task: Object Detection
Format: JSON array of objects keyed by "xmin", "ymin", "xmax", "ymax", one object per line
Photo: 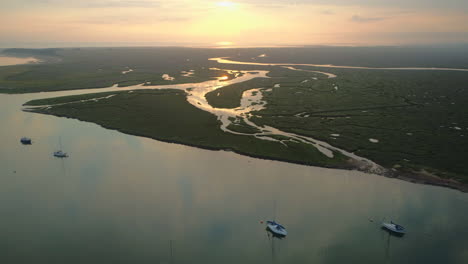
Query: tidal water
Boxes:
[
  {"xmin": 0, "ymin": 56, "xmax": 39, "ymax": 66},
  {"xmin": 1, "ymin": 85, "xmax": 468, "ymax": 264}
]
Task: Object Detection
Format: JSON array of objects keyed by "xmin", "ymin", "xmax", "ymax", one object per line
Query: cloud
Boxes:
[
  {"xmin": 5, "ymin": 0, "xmax": 468, "ymax": 11},
  {"xmin": 350, "ymin": 15, "xmax": 386, "ymax": 23},
  {"xmin": 3, "ymin": 0, "xmax": 162, "ymax": 9},
  {"xmin": 235, "ymin": 0, "xmax": 468, "ymax": 11},
  {"xmin": 82, "ymin": 0, "xmax": 161, "ymax": 8},
  {"xmin": 75, "ymin": 15, "xmax": 189, "ymax": 25}
]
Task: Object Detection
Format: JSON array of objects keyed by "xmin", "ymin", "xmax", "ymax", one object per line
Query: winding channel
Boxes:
[
  {"xmin": 29, "ymin": 55, "xmax": 459, "ymax": 175},
  {"xmin": 210, "ymin": 57, "xmax": 468, "ymax": 72}
]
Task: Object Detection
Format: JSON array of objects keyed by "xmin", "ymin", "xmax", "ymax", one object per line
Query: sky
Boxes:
[{"xmin": 1, "ymin": 0, "xmax": 468, "ymax": 47}]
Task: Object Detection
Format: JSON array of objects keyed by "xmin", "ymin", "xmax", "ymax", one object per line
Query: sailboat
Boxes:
[
  {"xmin": 382, "ymin": 221, "xmax": 406, "ymax": 235},
  {"xmin": 381, "ymin": 183, "xmax": 405, "ymax": 236},
  {"xmin": 53, "ymin": 137, "xmax": 68, "ymax": 158},
  {"xmin": 266, "ymin": 221, "xmax": 287, "ymax": 237},
  {"xmin": 20, "ymin": 137, "xmax": 32, "ymax": 145},
  {"xmin": 53, "ymin": 150, "xmax": 68, "ymax": 158},
  {"xmin": 265, "ymin": 201, "xmax": 287, "ymax": 237}
]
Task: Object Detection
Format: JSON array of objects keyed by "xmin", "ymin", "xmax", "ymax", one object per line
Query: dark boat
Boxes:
[{"xmin": 20, "ymin": 137, "xmax": 32, "ymax": 145}]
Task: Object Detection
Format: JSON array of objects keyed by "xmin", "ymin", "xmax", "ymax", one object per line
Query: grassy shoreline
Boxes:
[
  {"xmin": 10, "ymin": 47, "xmax": 468, "ymax": 192},
  {"xmin": 24, "ymin": 90, "xmax": 350, "ymax": 168},
  {"xmin": 24, "ymin": 89, "xmax": 468, "ymax": 192}
]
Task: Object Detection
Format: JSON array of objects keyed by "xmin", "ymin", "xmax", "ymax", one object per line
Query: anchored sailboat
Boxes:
[
  {"xmin": 382, "ymin": 221, "xmax": 406, "ymax": 235},
  {"xmin": 53, "ymin": 137, "xmax": 68, "ymax": 158},
  {"xmin": 266, "ymin": 220, "xmax": 287, "ymax": 237},
  {"xmin": 265, "ymin": 200, "xmax": 287, "ymax": 238},
  {"xmin": 20, "ymin": 137, "xmax": 32, "ymax": 145}
]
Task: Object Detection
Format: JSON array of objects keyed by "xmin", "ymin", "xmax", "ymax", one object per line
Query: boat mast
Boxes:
[{"xmin": 273, "ymin": 200, "xmax": 277, "ymax": 221}]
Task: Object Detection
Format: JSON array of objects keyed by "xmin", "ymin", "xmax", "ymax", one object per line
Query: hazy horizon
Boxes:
[
  {"xmin": 2, "ymin": 42, "xmax": 468, "ymax": 50},
  {"xmin": 2, "ymin": 0, "xmax": 468, "ymax": 48}
]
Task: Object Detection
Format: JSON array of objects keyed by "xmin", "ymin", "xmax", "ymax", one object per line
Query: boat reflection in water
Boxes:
[
  {"xmin": 266, "ymin": 226, "xmax": 285, "ymax": 264},
  {"xmin": 381, "ymin": 224, "xmax": 405, "ymax": 263}
]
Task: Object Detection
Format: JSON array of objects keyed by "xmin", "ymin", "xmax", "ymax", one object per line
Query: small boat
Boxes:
[
  {"xmin": 53, "ymin": 150, "xmax": 68, "ymax": 158},
  {"xmin": 53, "ymin": 137, "xmax": 68, "ymax": 158},
  {"xmin": 20, "ymin": 137, "xmax": 32, "ymax": 145},
  {"xmin": 266, "ymin": 220, "xmax": 287, "ymax": 237},
  {"xmin": 382, "ymin": 221, "xmax": 405, "ymax": 234}
]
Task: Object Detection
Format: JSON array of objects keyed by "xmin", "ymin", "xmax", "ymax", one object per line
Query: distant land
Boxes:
[{"xmin": 2, "ymin": 46, "xmax": 467, "ymax": 191}]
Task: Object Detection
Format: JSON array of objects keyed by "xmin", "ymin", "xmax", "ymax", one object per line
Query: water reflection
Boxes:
[
  {"xmin": 1, "ymin": 86, "xmax": 468, "ymax": 263},
  {"xmin": 0, "ymin": 56, "xmax": 39, "ymax": 66},
  {"xmin": 266, "ymin": 229, "xmax": 284, "ymax": 264}
]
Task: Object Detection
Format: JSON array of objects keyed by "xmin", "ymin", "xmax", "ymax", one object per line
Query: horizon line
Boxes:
[{"xmin": 2, "ymin": 42, "xmax": 468, "ymax": 50}]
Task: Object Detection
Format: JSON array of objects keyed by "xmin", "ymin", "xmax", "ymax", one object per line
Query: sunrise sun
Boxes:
[{"xmin": 216, "ymin": 1, "xmax": 237, "ymax": 8}]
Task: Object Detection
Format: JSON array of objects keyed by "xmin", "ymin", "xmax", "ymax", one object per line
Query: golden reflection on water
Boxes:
[{"xmin": 0, "ymin": 56, "xmax": 38, "ymax": 66}]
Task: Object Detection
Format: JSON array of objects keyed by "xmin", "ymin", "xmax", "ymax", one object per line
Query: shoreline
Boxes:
[
  {"xmin": 392, "ymin": 170, "xmax": 468, "ymax": 193},
  {"xmin": 24, "ymin": 109, "xmax": 468, "ymax": 193},
  {"xmin": 15, "ymin": 56, "xmax": 467, "ymax": 193}
]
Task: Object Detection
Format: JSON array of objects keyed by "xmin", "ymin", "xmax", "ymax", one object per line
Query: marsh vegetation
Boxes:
[{"xmin": 6, "ymin": 46, "xmax": 468, "ymax": 189}]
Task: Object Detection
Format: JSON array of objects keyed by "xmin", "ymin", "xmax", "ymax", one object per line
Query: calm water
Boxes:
[
  {"xmin": 1, "ymin": 89, "xmax": 468, "ymax": 264},
  {"xmin": 0, "ymin": 56, "xmax": 39, "ymax": 66}
]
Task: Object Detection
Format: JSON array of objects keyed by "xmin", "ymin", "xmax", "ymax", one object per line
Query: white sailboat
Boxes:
[
  {"xmin": 382, "ymin": 221, "xmax": 406, "ymax": 234},
  {"xmin": 53, "ymin": 137, "xmax": 68, "ymax": 158},
  {"xmin": 266, "ymin": 200, "xmax": 287, "ymax": 237},
  {"xmin": 266, "ymin": 220, "xmax": 288, "ymax": 237}
]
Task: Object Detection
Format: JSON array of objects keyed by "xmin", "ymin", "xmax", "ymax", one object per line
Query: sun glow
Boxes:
[
  {"xmin": 216, "ymin": 41, "xmax": 233, "ymax": 46},
  {"xmin": 216, "ymin": 1, "xmax": 237, "ymax": 8},
  {"xmin": 2, "ymin": 0, "xmax": 464, "ymax": 46}
]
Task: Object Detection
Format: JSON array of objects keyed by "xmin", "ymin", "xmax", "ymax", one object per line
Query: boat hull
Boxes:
[
  {"xmin": 20, "ymin": 138, "xmax": 32, "ymax": 145},
  {"xmin": 382, "ymin": 222, "xmax": 405, "ymax": 235},
  {"xmin": 266, "ymin": 221, "xmax": 287, "ymax": 237},
  {"xmin": 53, "ymin": 151, "xmax": 68, "ymax": 158}
]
